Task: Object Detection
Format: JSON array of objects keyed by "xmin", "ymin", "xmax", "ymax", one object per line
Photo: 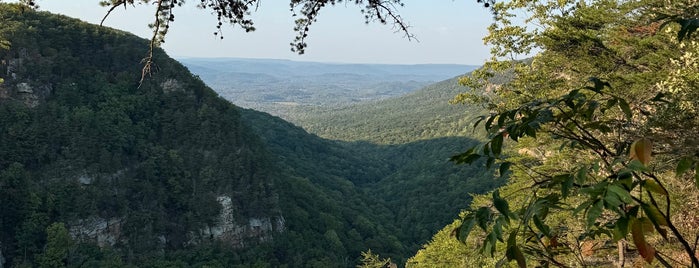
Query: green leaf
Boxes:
[
  {"xmin": 533, "ymin": 215, "xmax": 551, "ymax": 237},
  {"xmin": 607, "ymin": 184, "xmax": 633, "ymax": 203},
  {"xmin": 586, "ymin": 199, "xmax": 604, "ymax": 227},
  {"xmin": 505, "ymin": 231, "xmax": 526, "ymax": 268},
  {"xmin": 587, "ymin": 77, "xmax": 610, "ymax": 92},
  {"xmin": 617, "ymin": 171, "xmax": 633, "ymax": 188},
  {"xmin": 456, "ymin": 216, "xmax": 476, "ymax": 243},
  {"xmin": 473, "ymin": 115, "xmax": 486, "ymax": 129},
  {"xmin": 583, "ymin": 100, "xmax": 599, "ymax": 119},
  {"xmin": 618, "ymin": 98, "xmax": 632, "ymax": 119},
  {"xmin": 485, "ymin": 114, "xmax": 496, "ymax": 130},
  {"xmin": 627, "ymin": 159, "xmax": 649, "ymax": 172},
  {"xmin": 641, "ymin": 203, "xmax": 668, "ymax": 227},
  {"xmin": 499, "ymin": 162, "xmax": 511, "ymax": 178},
  {"xmin": 451, "ymin": 150, "xmax": 481, "ymax": 164},
  {"xmin": 561, "ymin": 174, "xmax": 574, "ymax": 198},
  {"xmin": 491, "ymin": 134, "xmax": 504, "ymax": 156},
  {"xmin": 677, "ymin": 18, "xmax": 699, "ymax": 41},
  {"xmin": 603, "ymin": 191, "xmax": 623, "ymax": 211},
  {"xmin": 482, "ymin": 232, "xmax": 497, "ymax": 256},
  {"xmin": 496, "ymin": 113, "xmax": 506, "ymax": 128},
  {"xmin": 651, "ymin": 92, "xmax": 669, "ymax": 103},
  {"xmin": 493, "ymin": 190, "xmax": 510, "ymax": 223},
  {"xmin": 695, "ymin": 166, "xmax": 699, "ymax": 190},
  {"xmin": 642, "ymin": 179, "xmax": 667, "ymax": 196},
  {"xmin": 483, "ymin": 143, "xmax": 491, "ymax": 156},
  {"xmin": 524, "ymin": 125, "xmax": 537, "ymax": 138},
  {"xmin": 613, "ymin": 217, "xmax": 629, "ymax": 241},
  {"xmin": 486, "ymin": 156, "xmax": 495, "ymax": 169},
  {"xmin": 573, "ymin": 199, "xmax": 593, "ymax": 216},
  {"xmin": 475, "ymin": 207, "xmax": 491, "ymax": 231},
  {"xmin": 575, "ymin": 167, "xmax": 588, "ymax": 185},
  {"xmin": 493, "ymin": 219, "xmax": 504, "ymax": 242},
  {"xmin": 627, "ymin": 205, "xmax": 640, "ymax": 217},
  {"xmin": 676, "ymin": 157, "xmax": 693, "ymax": 176}
]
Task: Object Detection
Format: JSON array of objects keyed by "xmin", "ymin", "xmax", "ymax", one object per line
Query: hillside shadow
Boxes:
[{"xmin": 241, "ymin": 108, "xmax": 506, "ymax": 256}]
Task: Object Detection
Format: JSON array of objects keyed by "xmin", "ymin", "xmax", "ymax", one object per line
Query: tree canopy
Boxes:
[{"xmin": 437, "ymin": 0, "xmax": 699, "ymax": 267}]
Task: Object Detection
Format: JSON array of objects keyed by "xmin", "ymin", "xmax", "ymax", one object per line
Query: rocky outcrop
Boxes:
[
  {"xmin": 69, "ymin": 217, "xmax": 123, "ymax": 247},
  {"xmin": 194, "ymin": 195, "xmax": 284, "ymax": 248},
  {"xmin": 0, "ymin": 50, "xmax": 52, "ymax": 108},
  {"xmin": 67, "ymin": 195, "xmax": 284, "ymax": 249},
  {"xmin": 160, "ymin": 78, "xmax": 184, "ymax": 93},
  {"xmin": 0, "ymin": 79, "xmax": 52, "ymax": 108}
]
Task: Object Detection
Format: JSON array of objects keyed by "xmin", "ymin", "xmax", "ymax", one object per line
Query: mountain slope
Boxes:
[
  {"xmin": 0, "ymin": 4, "xmax": 410, "ymax": 267},
  {"xmin": 185, "ymin": 55, "xmax": 506, "ymax": 259},
  {"xmin": 288, "ymin": 76, "xmax": 486, "ymax": 144},
  {"xmin": 0, "ymin": 3, "xmax": 284, "ymax": 265},
  {"xmin": 279, "ymin": 76, "xmax": 503, "ymax": 254},
  {"xmin": 0, "ymin": 4, "xmax": 505, "ymax": 267}
]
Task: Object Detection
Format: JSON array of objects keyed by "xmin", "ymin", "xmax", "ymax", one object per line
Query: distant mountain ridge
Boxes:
[
  {"xmin": 179, "ymin": 57, "xmax": 478, "ymax": 118},
  {"xmin": 179, "ymin": 57, "xmax": 477, "ymax": 78}
]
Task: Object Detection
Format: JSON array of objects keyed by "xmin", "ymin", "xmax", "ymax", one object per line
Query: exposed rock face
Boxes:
[
  {"xmin": 195, "ymin": 195, "xmax": 285, "ymax": 248},
  {"xmin": 0, "ymin": 78, "xmax": 52, "ymax": 108},
  {"xmin": 0, "ymin": 50, "xmax": 52, "ymax": 108},
  {"xmin": 68, "ymin": 195, "xmax": 284, "ymax": 249},
  {"xmin": 69, "ymin": 217, "xmax": 123, "ymax": 247},
  {"xmin": 17, "ymin": 82, "xmax": 49, "ymax": 108},
  {"xmin": 161, "ymin": 78, "xmax": 184, "ymax": 93}
]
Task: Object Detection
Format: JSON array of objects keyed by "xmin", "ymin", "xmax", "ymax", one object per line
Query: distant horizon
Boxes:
[
  {"xmin": 176, "ymin": 56, "xmax": 482, "ymax": 67},
  {"xmin": 25, "ymin": 0, "xmax": 494, "ymax": 65}
]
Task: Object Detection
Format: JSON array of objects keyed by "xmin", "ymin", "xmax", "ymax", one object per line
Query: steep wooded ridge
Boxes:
[
  {"xmin": 0, "ymin": 4, "xmax": 501, "ymax": 267},
  {"xmin": 0, "ymin": 3, "xmax": 282, "ymax": 267}
]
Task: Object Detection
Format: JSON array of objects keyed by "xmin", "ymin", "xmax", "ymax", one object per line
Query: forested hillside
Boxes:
[
  {"xmin": 178, "ymin": 17, "xmax": 514, "ymax": 261},
  {"xmin": 409, "ymin": 1, "xmax": 699, "ymax": 267},
  {"xmin": 194, "ymin": 62, "xmax": 508, "ymax": 256},
  {"xmin": 287, "ymin": 76, "xmax": 487, "ymax": 144},
  {"xmin": 0, "ymin": 4, "xmax": 501, "ymax": 267},
  {"xmin": 0, "ymin": 4, "xmax": 288, "ymax": 266},
  {"xmin": 242, "ymin": 109, "xmax": 504, "ymax": 256}
]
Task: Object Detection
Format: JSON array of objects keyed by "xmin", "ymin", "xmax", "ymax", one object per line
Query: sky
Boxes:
[{"xmin": 29, "ymin": 1, "xmax": 494, "ymax": 65}]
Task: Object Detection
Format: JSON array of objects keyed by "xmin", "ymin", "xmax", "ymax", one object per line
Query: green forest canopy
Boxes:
[{"xmin": 0, "ymin": 3, "xmax": 503, "ymax": 267}]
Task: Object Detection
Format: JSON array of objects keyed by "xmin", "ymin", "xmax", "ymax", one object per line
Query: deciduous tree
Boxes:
[{"xmin": 451, "ymin": 0, "xmax": 699, "ymax": 267}]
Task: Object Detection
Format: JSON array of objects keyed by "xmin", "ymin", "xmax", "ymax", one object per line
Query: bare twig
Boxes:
[
  {"xmin": 368, "ymin": 1, "xmax": 416, "ymax": 41},
  {"xmin": 100, "ymin": 0, "xmax": 132, "ymax": 26}
]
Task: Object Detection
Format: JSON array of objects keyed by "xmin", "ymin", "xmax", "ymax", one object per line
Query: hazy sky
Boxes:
[{"xmin": 30, "ymin": 1, "xmax": 493, "ymax": 65}]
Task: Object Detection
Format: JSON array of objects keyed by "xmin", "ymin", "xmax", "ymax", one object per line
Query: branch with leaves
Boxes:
[
  {"xmin": 452, "ymin": 79, "xmax": 699, "ymax": 267},
  {"xmin": 93, "ymin": 0, "xmax": 418, "ymax": 84}
]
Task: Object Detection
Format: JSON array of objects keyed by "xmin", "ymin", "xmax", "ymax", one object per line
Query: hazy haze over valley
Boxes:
[{"xmin": 179, "ymin": 57, "xmax": 478, "ymax": 120}]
